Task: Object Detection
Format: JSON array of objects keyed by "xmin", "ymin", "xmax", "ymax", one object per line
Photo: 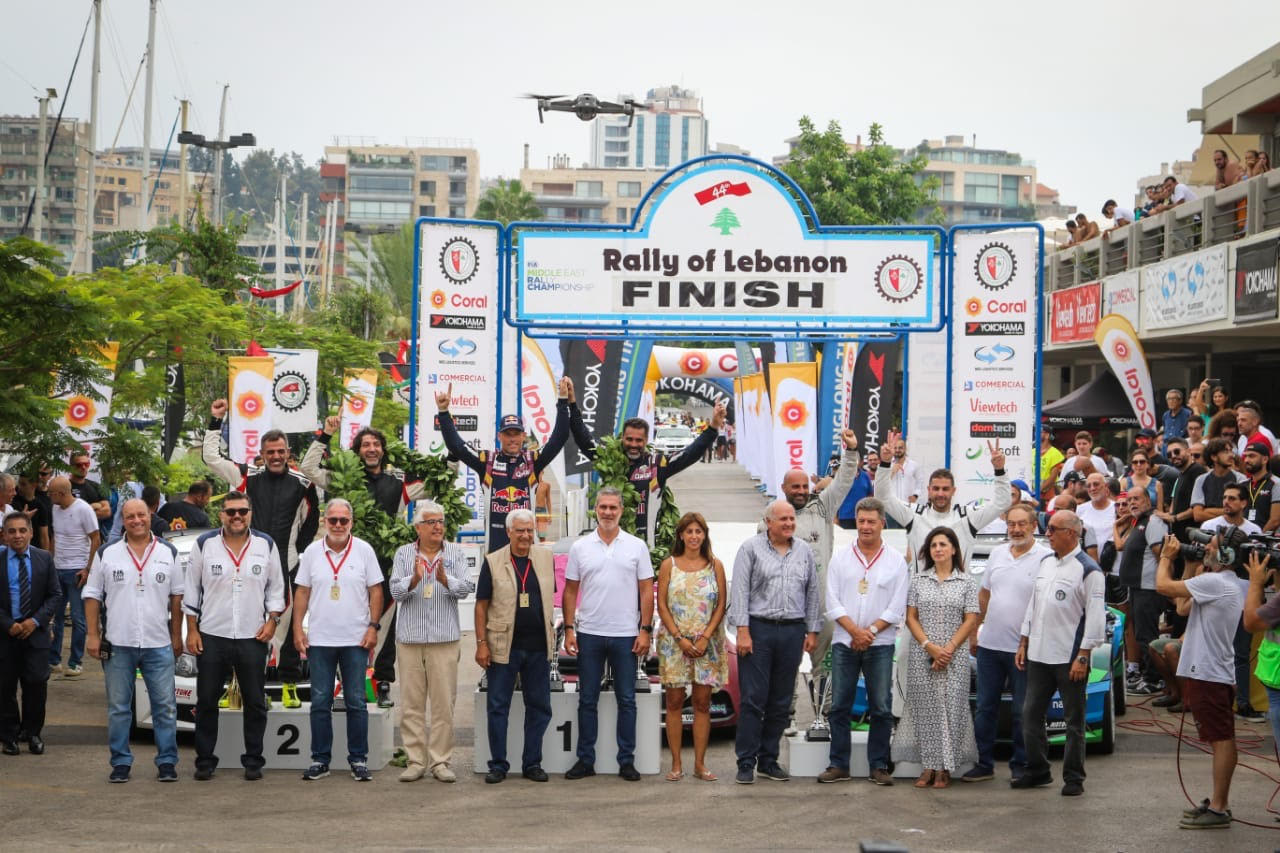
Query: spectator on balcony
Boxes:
[
  {"xmin": 1151, "ymin": 176, "xmax": 1197, "ymax": 214},
  {"xmin": 1139, "ymin": 186, "xmax": 1161, "ymax": 218},
  {"xmin": 1213, "ymin": 150, "xmax": 1247, "ymax": 190},
  {"xmin": 1061, "ymin": 219, "xmax": 1079, "ymax": 248},
  {"xmin": 1073, "ymin": 214, "xmax": 1100, "ymax": 242},
  {"xmin": 1101, "ymin": 200, "xmax": 1134, "ymax": 236},
  {"xmin": 1248, "ymin": 151, "xmax": 1272, "ymax": 178}
]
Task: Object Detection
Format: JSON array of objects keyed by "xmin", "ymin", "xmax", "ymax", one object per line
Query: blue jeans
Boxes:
[
  {"xmin": 1266, "ymin": 686, "xmax": 1280, "ymax": 749},
  {"xmin": 307, "ymin": 646, "xmax": 369, "ymax": 766},
  {"xmin": 49, "ymin": 570, "xmax": 87, "ymax": 668},
  {"xmin": 103, "ymin": 646, "xmax": 177, "ymax": 769},
  {"xmin": 735, "ymin": 618, "xmax": 806, "ymax": 771},
  {"xmin": 975, "ymin": 647, "xmax": 1027, "ymax": 774},
  {"xmin": 574, "ymin": 632, "xmax": 637, "ymax": 767},
  {"xmin": 828, "ymin": 642, "xmax": 894, "ymax": 772},
  {"xmin": 486, "ymin": 647, "xmax": 552, "ymax": 773}
]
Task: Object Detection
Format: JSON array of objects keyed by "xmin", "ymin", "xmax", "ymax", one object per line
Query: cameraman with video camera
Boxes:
[{"xmin": 1243, "ymin": 545, "xmax": 1280, "ymax": 752}]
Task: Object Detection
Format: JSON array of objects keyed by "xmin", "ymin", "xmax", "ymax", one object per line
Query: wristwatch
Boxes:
[
  {"xmin": 368, "ymin": 622, "xmax": 380, "ymax": 630},
  {"xmin": 869, "ymin": 625, "xmax": 880, "ymax": 636},
  {"xmin": 640, "ymin": 624, "xmax": 653, "ymax": 633},
  {"xmin": 1075, "ymin": 654, "xmax": 1089, "ymax": 666}
]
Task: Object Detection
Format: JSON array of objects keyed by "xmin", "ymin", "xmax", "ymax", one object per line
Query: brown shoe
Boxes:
[
  {"xmin": 869, "ymin": 768, "xmax": 894, "ymax": 786},
  {"xmin": 817, "ymin": 766, "xmax": 852, "ymax": 783},
  {"xmin": 933, "ymin": 770, "xmax": 951, "ymax": 789},
  {"xmin": 914, "ymin": 770, "xmax": 935, "ymax": 788}
]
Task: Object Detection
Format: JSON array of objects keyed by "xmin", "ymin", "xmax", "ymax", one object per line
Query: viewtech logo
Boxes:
[
  {"xmin": 439, "ymin": 236, "xmax": 478, "ymax": 285},
  {"xmin": 969, "ymin": 421, "xmax": 1017, "ymax": 439},
  {"xmin": 965, "ymin": 321, "xmax": 1025, "ymax": 336},
  {"xmin": 430, "ymin": 313, "xmax": 486, "ymax": 331},
  {"xmin": 874, "ymin": 256, "xmax": 922, "ymax": 303}
]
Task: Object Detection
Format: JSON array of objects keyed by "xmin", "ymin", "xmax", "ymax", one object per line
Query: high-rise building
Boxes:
[
  {"xmin": 0, "ymin": 114, "xmax": 90, "ymax": 267},
  {"xmin": 589, "ymin": 85, "xmax": 708, "ymax": 169}
]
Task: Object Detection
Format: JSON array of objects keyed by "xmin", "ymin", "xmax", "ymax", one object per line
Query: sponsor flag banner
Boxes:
[
  {"xmin": 1048, "ymin": 282, "xmax": 1102, "ymax": 344},
  {"xmin": 416, "ymin": 222, "xmax": 500, "ymax": 468},
  {"xmin": 768, "ymin": 362, "xmax": 817, "ymax": 495},
  {"xmin": 520, "ymin": 336, "xmax": 565, "ymax": 514},
  {"xmin": 1234, "ymin": 238, "xmax": 1279, "ymax": 325},
  {"xmin": 816, "ymin": 341, "xmax": 842, "ymax": 465},
  {"xmin": 637, "ymin": 378, "xmax": 658, "ymax": 436},
  {"xmin": 748, "ymin": 371, "xmax": 773, "ymax": 492},
  {"xmin": 1142, "ymin": 244, "xmax": 1228, "ymax": 330},
  {"xmin": 266, "ymin": 348, "xmax": 318, "ymax": 433},
  {"xmin": 1094, "ymin": 315, "xmax": 1157, "ymax": 432},
  {"xmin": 227, "ymin": 356, "xmax": 275, "ymax": 464},
  {"xmin": 161, "ymin": 351, "xmax": 185, "ymax": 462},
  {"xmin": 338, "ymin": 369, "xmax": 378, "ymax": 450},
  {"xmin": 58, "ymin": 341, "xmax": 120, "ymax": 443},
  {"xmin": 949, "ymin": 232, "xmax": 1038, "ymax": 500},
  {"xmin": 561, "ymin": 340, "xmax": 624, "ymax": 475},
  {"xmin": 847, "ymin": 338, "xmax": 900, "ymax": 460},
  {"xmin": 1102, "ymin": 270, "xmax": 1140, "ymax": 328}
]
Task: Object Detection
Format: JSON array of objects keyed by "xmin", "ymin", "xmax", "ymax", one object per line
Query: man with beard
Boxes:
[
  {"xmin": 568, "ymin": 388, "xmax": 726, "ymax": 544},
  {"xmin": 1158, "ymin": 438, "xmax": 1209, "ymax": 542},
  {"xmin": 887, "ymin": 437, "xmax": 922, "ymax": 506},
  {"xmin": 1239, "ymin": 443, "xmax": 1280, "ymax": 533},
  {"xmin": 1192, "ymin": 439, "xmax": 1248, "ymax": 527}
]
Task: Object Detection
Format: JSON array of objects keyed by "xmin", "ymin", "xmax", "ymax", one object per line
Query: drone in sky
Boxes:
[{"xmin": 524, "ymin": 93, "xmax": 639, "ymax": 127}]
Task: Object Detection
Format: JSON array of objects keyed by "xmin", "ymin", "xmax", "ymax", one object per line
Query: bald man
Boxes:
[{"xmin": 46, "ymin": 477, "xmax": 99, "ymax": 678}]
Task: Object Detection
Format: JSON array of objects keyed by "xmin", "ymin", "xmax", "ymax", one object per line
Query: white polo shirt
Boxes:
[
  {"xmin": 565, "ymin": 528, "xmax": 653, "ymax": 637},
  {"xmin": 83, "ymin": 536, "xmax": 183, "ymax": 649},
  {"xmin": 52, "ymin": 498, "xmax": 98, "ymax": 572},
  {"xmin": 295, "ymin": 535, "xmax": 383, "ymax": 647},
  {"xmin": 183, "ymin": 530, "xmax": 285, "ymax": 640},
  {"xmin": 980, "ymin": 541, "xmax": 1053, "ymax": 653},
  {"xmin": 1075, "ymin": 500, "xmax": 1116, "ymax": 552},
  {"xmin": 825, "ymin": 541, "xmax": 909, "ymax": 647}
]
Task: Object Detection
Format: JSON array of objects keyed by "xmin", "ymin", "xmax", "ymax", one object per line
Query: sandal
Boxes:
[
  {"xmin": 692, "ymin": 768, "xmax": 718, "ymax": 782},
  {"xmin": 933, "ymin": 770, "xmax": 951, "ymax": 789},
  {"xmin": 665, "ymin": 769, "xmax": 684, "ymax": 782},
  {"xmin": 914, "ymin": 770, "xmax": 935, "ymax": 788}
]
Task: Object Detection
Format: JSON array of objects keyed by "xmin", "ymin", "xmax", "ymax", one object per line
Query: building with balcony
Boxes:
[
  {"xmin": 0, "ymin": 114, "xmax": 90, "ymax": 267},
  {"xmin": 519, "ymin": 157, "xmax": 669, "ymax": 225},
  {"xmin": 589, "ymin": 85, "xmax": 708, "ymax": 170},
  {"xmin": 912, "ymin": 135, "xmax": 1039, "ymax": 225},
  {"xmin": 93, "ymin": 146, "xmax": 212, "ymax": 234}
]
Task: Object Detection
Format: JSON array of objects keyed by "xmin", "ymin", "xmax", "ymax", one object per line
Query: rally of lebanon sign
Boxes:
[
  {"xmin": 1142, "ymin": 244, "xmax": 1228, "ymax": 330},
  {"xmin": 1094, "ymin": 315, "xmax": 1157, "ymax": 431},
  {"xmin": 949, "ymin": 231, "xmax": 1038, "ymax": 499},
  {"xmin": 227, "ymin": 356, "xmax": 275, "ymax": 464},
  {"xmin": 516, "ymin": 163, "xmax": 938, "ymax": 332},
  {"xmin": 1234, "ymin": 238, "xmax": 1278, "ymax": 325},
  {"xmin": 1049, "ymin": 282, "xmax": 1101, "ymax": 344}
]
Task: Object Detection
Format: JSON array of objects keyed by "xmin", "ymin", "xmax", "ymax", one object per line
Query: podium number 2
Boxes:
[
  {"xmin": 277, "ymin": 723, "xmax": 300, "ymax": 755},
  {"xmin": 556, "ymin": 720, "xmax": 572, "ymax": 752}
]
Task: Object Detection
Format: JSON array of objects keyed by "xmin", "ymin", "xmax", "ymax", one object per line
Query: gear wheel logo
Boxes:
[
  {"xmin": 272, "ymin": 370, "xmax": 310, "ymax": 414},
  {"xmin": 439, "ymin": 236, "xmax": 478, "ymax": 285},
  {"xmin": 975, "ymin": 242, "xmax": 1016, "ymax": 291},
  {"xmin": 874, "ymin": 256, "xmax": 922, "ymax": 303}
]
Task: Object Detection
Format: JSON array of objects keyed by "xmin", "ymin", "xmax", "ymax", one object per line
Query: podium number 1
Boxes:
[{"xmin": 556, "ymin": 720, "xmax": 572, "ymax": 752}]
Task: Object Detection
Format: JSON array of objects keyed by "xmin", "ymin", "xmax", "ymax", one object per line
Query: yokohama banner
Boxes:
[
  {"xmin": 1049, "ymin": 282, "xmax": 1101, "ymax": 344},
  {"xmin": 1234, "ymin": 238, "xmax": 1279, "ymax": 324},
  {"xmin": 768, "ymin": 362, "xmax": 817, "ymax": 494},
  {"xmin": 949, "ymin": 231, "xmax": 1039, "ymax": 500},
  {"xmin": 1093, "ymin": 314, "xmax": 1157, "ymax": 431},
  {"xmin": 561, "ymin": 339, "xmax": 624, "ymax": 475},
  {"xmin": 227, "ymin": 356, "xmax": 276, "ymax": 464},
  {"xmin": 847, "ymin": 338, "xmax": 901, "ymax": 460},
  {"xmin": 338, "ymin": 368, "xmax": 377, "ymax": 450}
]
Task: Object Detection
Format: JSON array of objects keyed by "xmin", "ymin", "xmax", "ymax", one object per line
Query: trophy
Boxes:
[
  {"xmin": 805, "ymin": 673, "xmax": 832, "ymax": 742},
  {"xmin": 478, "ymin": 670, "xmax": 488, "ymax": 692},
  {"xmin": 549, "ymin": 653, "xmax": 565, "ymax": 692},
  {"xmin": 634, "ymin": 652, "xmax": 652, "ymax": 693}
]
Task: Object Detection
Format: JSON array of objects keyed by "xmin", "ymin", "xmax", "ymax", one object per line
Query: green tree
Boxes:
[
  {"xmin": 368, "ymin": 222, "xmax": 416, "ymax": 322},
  {"xmin": 782, "ymin": 118, "xmax": 940, "ymax": 226},
  {"xmin": 475, "ymin": 179, "xmax": 542, "ymax": 225}
]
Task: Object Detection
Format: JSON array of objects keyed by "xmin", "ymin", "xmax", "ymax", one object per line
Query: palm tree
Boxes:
[{"xmin": 475, "ymin": 179, "xmax": 542, "ymax": 225}]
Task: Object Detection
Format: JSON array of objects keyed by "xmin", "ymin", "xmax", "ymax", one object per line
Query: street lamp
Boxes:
[{"xmin": 177, "ymin": 130, "xmax": 256, "ymax": 223}]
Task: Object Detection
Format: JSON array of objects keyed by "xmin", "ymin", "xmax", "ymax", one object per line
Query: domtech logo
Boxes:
[
  {"xmin": 969, "ymin": 421, "xmax": 1017, "ymax": 439},
  {"xmin": 439, "ymin": 236, "xmax": 479, "ymax": 285},
  {"xmin": 874, "ymin": 256, "xmax": 922, "ymax": 304},
  {"xmin": 976, "ymin": 242, "xmax": 1016, "ymax": 290}
]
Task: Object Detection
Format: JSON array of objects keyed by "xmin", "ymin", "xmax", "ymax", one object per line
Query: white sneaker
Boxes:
[
  {"xmin": 63, "ymin": 664, "xmax": 83, "ymax": 678},
  {"xmin": 431, "ymin": 764, "xmax": 456, "ymax": 783},
  {"xmin": 399, "ymin": 765, "xmax": 426, "ymax": 782},
  {"xmin": 49, "ymin": 664, "xmax": 63, "ymax": 677},
  {"xmin": 783, "ymin": 720, "xmax": 798, "ymax": 737}
]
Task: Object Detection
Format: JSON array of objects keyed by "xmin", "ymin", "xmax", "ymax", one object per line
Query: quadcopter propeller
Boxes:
[{"xmin": 521, "ymin": 93, "xmax": 565, "ymax": 101}]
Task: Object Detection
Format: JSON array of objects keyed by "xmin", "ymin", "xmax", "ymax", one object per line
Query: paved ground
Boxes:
[{"xmin": 5, "ymin": 464, "xmax": 1279, "ymax": 850}]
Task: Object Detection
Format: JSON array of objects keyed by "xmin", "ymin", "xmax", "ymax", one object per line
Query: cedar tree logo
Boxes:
[
  {"xmin": 65, "ymin": 395, "xmax": 96, "ymax": 429},
  {"xmin": 680, "ymin": 351, "xmax": 708, "ymax": 375},
  {"xmin": 965, "ymin": 297, "xmax": 983, "ymax": 317},
  {"xmin": 236, "ymin": 391, "xmax": 265, "ymax": 419},
  {"xmin": 439, "ymin": 237, "xmax": 478, "ymax": 284},
  {"xmin": 430, "ymin": 290, "xmax": 447, "ymax": 309},
  {"xmin": 874, "ymin": 256, "xmax": 922, "ymax": 303},
  {"xmin": 779, "ymin": 399, "xmax": 808, "ymax": 429},
  {"xmin": 976, "ymin": 242, "xmax": 1016, "ymax": 290}
]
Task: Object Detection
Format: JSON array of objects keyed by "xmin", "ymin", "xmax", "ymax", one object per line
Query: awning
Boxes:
[{"xmin": 1041, "ymin": 371, "xmax": 1139, "ymax": 429}]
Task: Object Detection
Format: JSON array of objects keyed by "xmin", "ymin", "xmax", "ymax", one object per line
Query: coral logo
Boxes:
[
  {"xmin": 64, "ymin": 395, "xmax": 96, "ymax": 429},
  {"xmin": 1113, "ymin": 340, "xmax": 1129, "ymax": 360},
  {"xmin": 236, "ymin": 391, "xmax": 265, "ymax": 419},
  {"xmin": 346, "ymin": 395, "xmax": 368, "ymax": 415},
  {"xmin": 680, "ymin": 351, "xmax": 708, "ymax": 375},
  {"xmin": 430, "ymin": 290, "xmax": 446, "ymax": 309},
  {"xmin": 779, "ymin": 399, "xmax": 808, "ymax": 429},
  {"xmin": 965, "ymin": 297, "xmax": 982, "ymax": 316}
]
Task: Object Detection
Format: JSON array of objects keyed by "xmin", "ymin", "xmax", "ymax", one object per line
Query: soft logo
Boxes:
[
  {"xmin": 779, "ymin": 399, "xmax": 808, "ymax": 429},
  {"xmin": 64, "ymin": 395, "xmax": 96, "ymax": 429},
  {"xmin": 965, "ymin": 446, "xmax": 983, "ymax": 460},
  {"xmin": 974, "ymin": 343, "xmax": 1015, "ymax": 364},
  {"xmin": 236, "ymin": 391, "xmax": 265, "ymax": 419},
  {"xmin": 430, "ymin": 290, "xmax": 446, "ymax": 309},
  {"xmin": 680, "ymin": 351, "xmax": 708, "ymax": 375}
]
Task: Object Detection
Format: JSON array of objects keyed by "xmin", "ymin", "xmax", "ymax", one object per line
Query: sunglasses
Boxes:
[
  {"xmin": 222, "ymin": 507, "xmax": 250, "ymax": 517},
  {"xmin": 325, "ymin": 516, "xmax": 351, "ymax": 525},
  {"xmin": 1190, "ymin": 452, "xmax": 1203, "ymax": 458}
]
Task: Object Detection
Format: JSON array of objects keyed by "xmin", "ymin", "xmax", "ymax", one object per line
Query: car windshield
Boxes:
[{"xmin": 657, "ymin": 427, "xmax": 691, "ymax": 439}]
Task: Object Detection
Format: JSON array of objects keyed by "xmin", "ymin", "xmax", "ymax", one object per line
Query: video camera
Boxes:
[{"xmin": 1180, "ymin": 524, "xmax": 1280, "ymax": 576}]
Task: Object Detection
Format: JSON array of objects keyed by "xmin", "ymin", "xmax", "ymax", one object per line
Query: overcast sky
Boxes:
[{"xmin": 4, "ymin": 1, "xmax": 1278, "ymax": 220}]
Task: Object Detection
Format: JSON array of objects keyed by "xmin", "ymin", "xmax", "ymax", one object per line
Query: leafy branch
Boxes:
[{"xmin": 589, "ymin": 435, "xmax": 679, "ymax": 570}]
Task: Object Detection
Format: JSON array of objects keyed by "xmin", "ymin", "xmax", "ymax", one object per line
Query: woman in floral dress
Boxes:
[
  {"xmin": 894, "ymin": 526, "xmax": 981, "ymax": 788},
  {"xmin": 656, "ymin": 512, "xmax": 728, "ymax": 782}
]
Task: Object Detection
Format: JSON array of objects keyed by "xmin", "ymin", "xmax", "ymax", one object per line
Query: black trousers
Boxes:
[
  {"xmin": 372, "ymin": 578, "xmax": 397, "ymax": 683},
  {"xmin": 1023, "ymin": 660, "xmax": 1087, "ymax": 784},
  {"xmin": 194, "ymin": 634, "xmax": 269, "ymax": 771},
  {"xmin": 1130, "ymin": 588, "xmax": 1164, "ymax": 682},
  {"xmin": 0, "ymin": 636, "xmax": 50, "ymax": 740},
  {"xmin": 276, "ymin": 569, "xmax": 303, "ymax": 683}
]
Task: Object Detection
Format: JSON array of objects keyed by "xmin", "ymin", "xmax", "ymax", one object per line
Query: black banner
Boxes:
[
  {"xmin": 161, "ymin": 356, "xmax": 185, "ymax": 462},
  {"xmin": 561, "ymin": 340, "xmax": 624, "ymax": 475},
  {"xmin": 655, "ymin": 376, "xmax": 734, "ymax": 423},
  {"xmin": 847, "ymin": 339, "xmax": 901, "ymax": 458},
  {"xmin": 1235, "ymin": 238, "xmax": 1279, "ymax": 325}
]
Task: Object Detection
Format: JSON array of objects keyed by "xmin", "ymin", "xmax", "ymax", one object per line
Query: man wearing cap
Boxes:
[
  {"xmin": 1240, "ymin": 442, "xmax": 1280, "ymax": 533},
  {"xmin": 1134, "ymin": 429, "xmax": 1168, "ymax": 466},
  {"xmin": 435, "ymin": 380, "xmax": 572, "ymax": 551}
]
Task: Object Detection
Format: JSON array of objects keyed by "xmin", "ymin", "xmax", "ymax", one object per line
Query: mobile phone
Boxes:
[{"xmin": 1204, "ymin": 377, "xmax": 1222, "ymax": 387}]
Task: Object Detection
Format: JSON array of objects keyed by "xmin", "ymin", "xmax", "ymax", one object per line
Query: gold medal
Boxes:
[
  {"xmin": 858, "ymin": 578, "xmax": 869, "ymax": 595},
  {"xmin": 330, "ymin": 584, "xmax": 341, "ymax": 601},
  {"xmin": 423, "ymin": 582, "xmax": 434, "ymax": 600},
  {"xmin": 519, "ymin": 592, "xmax": 530, "ymax": 608}
]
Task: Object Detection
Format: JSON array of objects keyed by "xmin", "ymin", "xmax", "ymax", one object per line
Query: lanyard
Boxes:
[
  {"xmin": 418, "ymin": 550, "xmax": 442, "ymax": 578},
  {"xmin": 222, "ymin": 534, "xmax": 251, "ymax": 573},
  {"xmin": 511, "ymin": 556, "xmax": 532, "ymax": 593},
  {"xmin": 326, "ymin": 538, "xmax": 353, "ymax": 584},
  {"xmin": 1249, "ymin": 475, "xmax": 1270, "ymax": 508},
  {"xmin": 852, "ymin": 543, "xmax": 884, "ymax": 581},
  {"xmin": 127, "ymin": 536, "xmax": 157, "ymax": 582}
]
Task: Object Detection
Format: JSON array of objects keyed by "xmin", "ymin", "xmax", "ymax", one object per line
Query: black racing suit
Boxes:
[
  {"xmin": 438, "ymin": 399, "xmax": 571, "ymax": 551},
  {"xmin": 569, "ymin": 413, "xmax": 717, "ymax": 541}
]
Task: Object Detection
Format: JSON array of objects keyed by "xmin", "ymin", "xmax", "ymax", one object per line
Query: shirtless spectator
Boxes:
[
  {"xmin": 1074, "ymin": 213, "xmax": 1100, "ymax": 241},
  {"xmin": 1213, "ymin": 150, "xmax": 1246, "ymax": 190},
  {"xmin": 1151, "ymin": 175, "xmax": 1197, "ymax": 214},
  {"xmin": 1101, "ymin": 200, "xmax": 1134, "ymax": 236}
]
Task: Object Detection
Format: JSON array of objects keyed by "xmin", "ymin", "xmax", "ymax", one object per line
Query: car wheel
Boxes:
[{"xmin": 1095, "ymin": 682, "xmax": 1116, "ymax": 755}]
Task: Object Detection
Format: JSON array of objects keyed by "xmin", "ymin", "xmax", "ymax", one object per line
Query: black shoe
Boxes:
[
  {"xmin": 522, "ymin": 766, "xmax": 548, "ymax": 782},
  {"xmin": 1237, "ymin": 704, "xmax": 1266, "ymax": 722},
  {"xmin": 1011, "ymin": 772, "xmax": 1054, "ymax": 789},
  {"xmin": 194, "ymin": 767, "xmax": 214, "ymax": 781},
  {"xmin": 735, "ymin": 767, "xmax": 755, "ymax": 784},
  {"xmin": 758, "ymin": 763, "xmax": 791, "ymax": 781},
  {"xmin": 157, "ymin": 763, "xmax": 177, "ymax": 782},
  {"xmin": 27, "ymin": 736, "xmax": 44, "ymax": 755},
  {"xmin": 618, "ymin": 763, "xmax": 641, "ymax": 781},
  {"xmin": 244, "ymin": 767, "xmax": 263, "ymax": 781},
  {"xmin": 565, "ymin": 759, "xmax": 595, "ymax": 780},
  {"xmin": 109, "ymin": 765, "xmax": 130, "ymax": 783},
  {"xmin": 484, "ymin": 769, "xmax": 507, "ymax": 784},
  {"xmin": 376, "ymin": 681, "xmax": 394, "ymax": 709},
  {"xmin": 1061, "ymin": 781, "xmax": 1084, "ymax": 796},
  {"xmin": 1, "ymin": 740, "xmax": 19, "ymax": 756}
]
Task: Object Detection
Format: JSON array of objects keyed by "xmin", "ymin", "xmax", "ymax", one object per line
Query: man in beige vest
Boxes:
[{"xmin": 474, "ymin": 508, "xmax": 556, "ymax": 784}]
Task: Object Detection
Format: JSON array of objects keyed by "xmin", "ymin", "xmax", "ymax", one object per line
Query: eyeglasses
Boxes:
[
  {"xmin": 1046, "ymin": 525, "xmax": 1073, "ymax": 533},
  {"xmin": 417, "ymin": 518, "xmax": 445, "ymax": 526},
  {"xmin": 222, "ymin": 507, "xmax": 250, "ymax": 517},
  {"xmin": 325, "ymin": 517, "xmax": 351, "ymax": 525},
  {"xmin": 1190, "ymin": 452, "xmax": 1203, "ymax": 459}
]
